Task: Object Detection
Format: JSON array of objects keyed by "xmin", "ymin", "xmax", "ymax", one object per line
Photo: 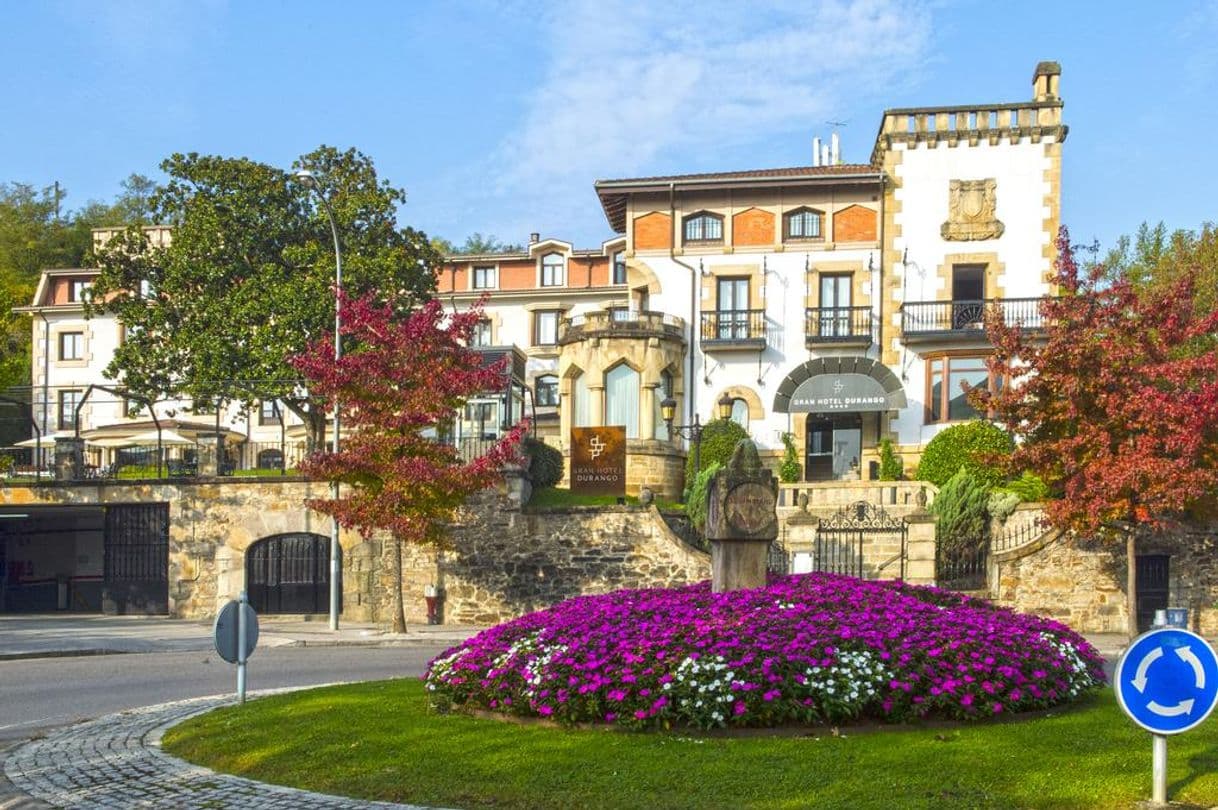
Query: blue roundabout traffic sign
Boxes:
[{"xmin": 1114, "ymin": 627, "xmax": 1218, "ymax": 735}]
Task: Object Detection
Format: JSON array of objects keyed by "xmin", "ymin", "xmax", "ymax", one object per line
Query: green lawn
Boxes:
[{"xmin": 161, "ymin": 679, "xmax": 1218, "ymax": 809}]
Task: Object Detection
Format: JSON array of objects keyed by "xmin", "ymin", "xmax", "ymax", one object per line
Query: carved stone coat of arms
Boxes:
[{"xmin": 941, "ymin": 179, "xmax": 1005, "ymax": 241}]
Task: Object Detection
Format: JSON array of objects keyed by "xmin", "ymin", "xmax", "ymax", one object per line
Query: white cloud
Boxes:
[{"xmin": 469, "ymin": 0, "xmax": 933, "ymax": 243}]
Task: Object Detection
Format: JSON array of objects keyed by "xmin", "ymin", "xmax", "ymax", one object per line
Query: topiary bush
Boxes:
[
  {"xmin": 686, "ymin": 462, "xmax": 722, "ymax": 531},
  {"xmin": 931, "ymin": 468, "xmax": 991, "ymax": 550},
  {"xmin": 426, "ymin": 574, "xmax": 1106, "ymax": 729},
  {"xmin": 522, "ymin": 437, "xmax": 563, "ymax": 489},
  {"xmin": 915, "ymin": 420, "xmax": 1013, "ymax": 488},
  {"xmin": 685, "ymin": 418, "xmax": 750, "ymax": 485},
  {"xmin": 778, "ymin": 432, "xmax": 801, "ymax": 483},
  {"xmin": 878, "ymin": 437, "xmax": 903, "ymax": 481}
]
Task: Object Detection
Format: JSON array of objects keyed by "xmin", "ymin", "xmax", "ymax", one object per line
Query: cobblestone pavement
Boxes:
[{"xmin": 3, "ymin": 692, "xmax": 432, "ymax": 809}]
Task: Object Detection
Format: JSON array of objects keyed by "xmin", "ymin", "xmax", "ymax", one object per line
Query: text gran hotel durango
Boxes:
[{"xmin": 438, "ymin": 62, "xmax": 1064, "ymax": 497}]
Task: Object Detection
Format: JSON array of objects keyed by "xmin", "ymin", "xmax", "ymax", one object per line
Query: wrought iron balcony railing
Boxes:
[
  {"xmin": 805, "ymin": 306, "xmax": 873, "ymax": 346},
  {"xmin": 900, "ymin": 297, "xmax": 1046, "ymax": 341},
  {"xmin": 700, "ymin": 309, "xmax": 766, "ymax": 349}
]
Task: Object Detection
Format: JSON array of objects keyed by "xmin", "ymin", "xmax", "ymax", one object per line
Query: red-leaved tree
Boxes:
[
  {"xmin": 292, "ymin": 293, "xmax": 527, "ymax": 632},
  {"xmin": 976, "ymin": 228, "xmax": 1218, "ymax": 637}
]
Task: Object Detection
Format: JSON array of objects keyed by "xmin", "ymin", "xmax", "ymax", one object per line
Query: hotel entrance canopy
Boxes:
[{"xmin": 772, "ymin": 356, "xmax": 907, "ymax": 414}]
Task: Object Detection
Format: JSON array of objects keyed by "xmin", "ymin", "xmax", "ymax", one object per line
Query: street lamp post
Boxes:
[
  {"xmin": 661, "ymin": 393, "xmax": 735, "ymax": 477},
  {"xmin": 294, "ymin": 168, "xmax": 343, "ymax": 632}
]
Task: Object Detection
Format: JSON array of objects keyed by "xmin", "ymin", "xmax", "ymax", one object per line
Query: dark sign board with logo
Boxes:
[{"xmin": 570, "ymin": 426, "xmax": 626, "ymax": 496}]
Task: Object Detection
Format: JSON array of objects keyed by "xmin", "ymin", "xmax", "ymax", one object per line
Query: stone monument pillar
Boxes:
[
  {"xmin": 705, "ymin": 439, "xmax": 778, "ymax": 592},
  {"xmin": 196, "ymin": 433, "xmax": 222, "ymax": 477}
]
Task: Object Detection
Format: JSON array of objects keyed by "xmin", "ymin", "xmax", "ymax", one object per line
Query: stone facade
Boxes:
[
  {"xmin": 992, "ymin": 525, "xmax": 1218, "ymax": 635},
  {"xmin": 390, "ymin": 489, "xmax": 709, "ymax": 625},
  {"xmin": 0, "ymin": 479, "xmax": 708, "ymax": 627}
]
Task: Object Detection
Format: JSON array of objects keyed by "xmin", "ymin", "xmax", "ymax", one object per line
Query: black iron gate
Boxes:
[
  {"xmin": 935, "ymin": 528, "xmax": 989, "ymax": 592},
  {"xmin": 246, "ymin": 533, "xmax": 339, "ymax": 614},
  {"xmin": 813, "ymin": 501, "xmax": 907, "ymax": 579},
  {"xmin": 103, "ymin": 504, "xmax": 169, "ymax": 614},
  {"xmin": 1136, "ymin": 554, "xmax": 1170, "ymax": 633}
]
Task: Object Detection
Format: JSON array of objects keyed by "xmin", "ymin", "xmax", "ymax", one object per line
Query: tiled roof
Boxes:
[{"xmin": 594, "ymin": 164, "xmax": 882, "ymax": 232}]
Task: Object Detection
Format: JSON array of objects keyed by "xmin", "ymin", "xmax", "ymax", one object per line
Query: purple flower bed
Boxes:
[{"xmin": 424, "ymin": 574, "xmax": 1106, "ymax": 729}]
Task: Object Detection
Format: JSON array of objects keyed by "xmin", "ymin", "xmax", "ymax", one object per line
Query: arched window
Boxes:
[
  {"xmin": 784, "ymin": 207, "xmax": 824, "ymax": 241},
  {"xmin": 535, "ymin": 375, "xmax": 559, "ymax": 407},
  {"xmin": 604, "ymin": 363, "xmax": 640, "ymax": 438},
  {"xmin": 683, "ymin": 212, "xmax": 724, "ymax": 244},
  {"xmin": 572, "ymin": 372, "xmax": 592, "ymax": 427},
  {"xmin": 730, "ymin": 397, "xmax": 750, "ymax": 430},
  {"xmin": 541, "ymin": 252, "xmax": 565, "ymax": 286}
]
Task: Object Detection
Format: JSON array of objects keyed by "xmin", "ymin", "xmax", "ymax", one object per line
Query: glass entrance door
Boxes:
[{"xmin": 805, "ymin": 413, "xmax": 862, "ymax": 481}]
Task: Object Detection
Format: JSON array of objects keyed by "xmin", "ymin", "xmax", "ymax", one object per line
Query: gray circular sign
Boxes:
[{"xmin": 213, "ymin": 600, "xmax": 259, "ymax": 664}]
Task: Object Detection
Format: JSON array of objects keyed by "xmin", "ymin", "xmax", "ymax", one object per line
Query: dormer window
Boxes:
[
  {"xmin": 472, "ymin": 265, "xmax": 496, "ymax": 290},
  {"xmin": 68, "ymin": 279, "xmax": 92, "ymax": 303},
  {"xmin": 541, "ymin": 252, "xmax": 565, "ymax": 287},
  {"xmin": 683, "ymin": 212, "xmax": 724, "ymax": 245},
  {"xmin": 784, "ymin": 208, "xmax": 823, "ymax": 241}
]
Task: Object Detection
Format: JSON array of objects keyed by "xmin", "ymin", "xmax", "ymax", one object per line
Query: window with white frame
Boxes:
[
  {"xmin": 472, "ymin": 265, "xmax": 496, "ymax": 290},
  {"xmin": 612, "ymin": 251, "xmax": 627, "ymax": 284},
  {"xmin": 67, "ymin": 279, "xmax": 92, "ymax": 303},
  {"xmin": 471, "ymin": 319, "xmax": 493, "ymax": 347},
  {"xmin": 58, "ymin": 332, "xmax": 84, "ymax": 361},
  {"xmin": 534, "ymin": 310, "xmax": 561, "ymax": 345},
  {"xmin": 541, "ymin": 253, "xmax": 565, "ymax": 287},
  {"xmin": 259, "ymin": 400, "xmax": 282, "ymax": 426}
]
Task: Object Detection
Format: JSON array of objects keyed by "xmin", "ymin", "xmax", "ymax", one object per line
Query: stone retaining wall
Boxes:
[
  {"xmin": 389, "ymin": 489, "xmax": 710, "ymax": 625},
  {"xmin": 992, "ymin": 526, "xmax": 1218, "ymax": 635}
]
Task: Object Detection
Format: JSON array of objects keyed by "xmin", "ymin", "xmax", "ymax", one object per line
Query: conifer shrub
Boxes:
[
  {"xmin": 878, "ymin": 437, "xmax": 903, "ymax": 480},
  {"xmin": 931, "ymin": 468, "xmax": 991, "ymax": 550},
  {"xmin": 778, "ymin": 432, "xmax": 801, "ymax": 483},
  {"xmin": 522, "ymin": 437, "xmax": 564, "ymax": 489},
  {"xmin": 687, "ymin": 463, "xmax": 722, "ymax": 531}
]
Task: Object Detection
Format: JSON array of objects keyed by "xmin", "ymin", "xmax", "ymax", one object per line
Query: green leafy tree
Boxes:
[
  {"xmin": 452, "ymin": 233, "xmax": 525, "ymax": 255},
  {"xmin": 1100, "ymin": 221, "xmax": 1218, "ymax": 316},
  {"xmin": 88, "ymin": 146, "xmax": 441, "ymax": 448}
]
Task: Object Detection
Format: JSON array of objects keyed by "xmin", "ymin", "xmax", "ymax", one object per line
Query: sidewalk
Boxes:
[{"xmin": 0, "ymin": 614, "xmax": 482, "ymax": 661}]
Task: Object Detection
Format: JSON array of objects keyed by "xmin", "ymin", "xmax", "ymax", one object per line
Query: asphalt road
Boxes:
[{"xmin": 0, "ymin": 645, "xmax": 446, "ymax": 744}]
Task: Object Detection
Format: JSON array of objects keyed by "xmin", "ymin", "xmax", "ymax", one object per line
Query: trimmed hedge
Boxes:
[
  {"xmin": 778, "ymin": 432, "xmax": 801, "ymax": 483},
  {"xmin": 522, "ymin": 437, "xmax": 564, "ymax": 489},
  {"xmin": 916, "ymin": 421, "xmax": 1013, "ymax": 488},
  {"xmin": 685, "ymin": 419, "xmax": 750, "ymax": 485}
]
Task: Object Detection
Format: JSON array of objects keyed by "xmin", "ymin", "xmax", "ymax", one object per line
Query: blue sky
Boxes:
[{"xmin": 2, "ymin": 1, "xmax": 1214, "ymax": 252}]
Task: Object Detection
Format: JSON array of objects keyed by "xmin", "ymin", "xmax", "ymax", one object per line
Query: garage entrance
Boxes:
[
  {"xmin": 246, "ymin": 532, "xmax": 339, "ymax": 615},
  {"xmin": 0, "ymin": 503, "xmax": 169, "ymax": 614}
]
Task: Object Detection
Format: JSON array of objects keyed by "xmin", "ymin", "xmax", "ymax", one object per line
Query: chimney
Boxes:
[
  {"xmin": 529, "ymin": 232, "xmax": 540, "ymax": 245},
  {"xmin": 821, "ymin": 144, "xmax": 830, "ymax": 167},
  {"xmin": 1032, "ymin": 61, "xmax": 1061, "ymax": 102},
  {"xmin": 812, "ymin": 137, "xmax": 821, "ymax": 167},
  {"xmin": 830, "ymin": 132, "xmax": 840, "ymax": 165}
]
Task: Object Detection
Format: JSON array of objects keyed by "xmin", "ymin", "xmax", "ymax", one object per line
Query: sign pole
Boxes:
[
  {"xmin": 1152, "ymin": 734, "xmax": 1167, "ymax": 805},
  {"xmin": 237, "ymin": 589, "xmax": 248, "ymax": 704}
]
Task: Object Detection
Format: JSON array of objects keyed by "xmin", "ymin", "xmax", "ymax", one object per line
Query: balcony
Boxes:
[
  {"xmin": 900, "ymin": 298, "xmax": 1045, "ymax": 344},
  {"xmin": 700, "ymin": 309, "xmax": 766, "ymax": 351},
  {"xmin": 805, "ymin": 307, "xmax": 873, "ymax": 348},
  {"xmin": 557, "ymin": 310, "xmax": 685, "ymax": 346}
]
